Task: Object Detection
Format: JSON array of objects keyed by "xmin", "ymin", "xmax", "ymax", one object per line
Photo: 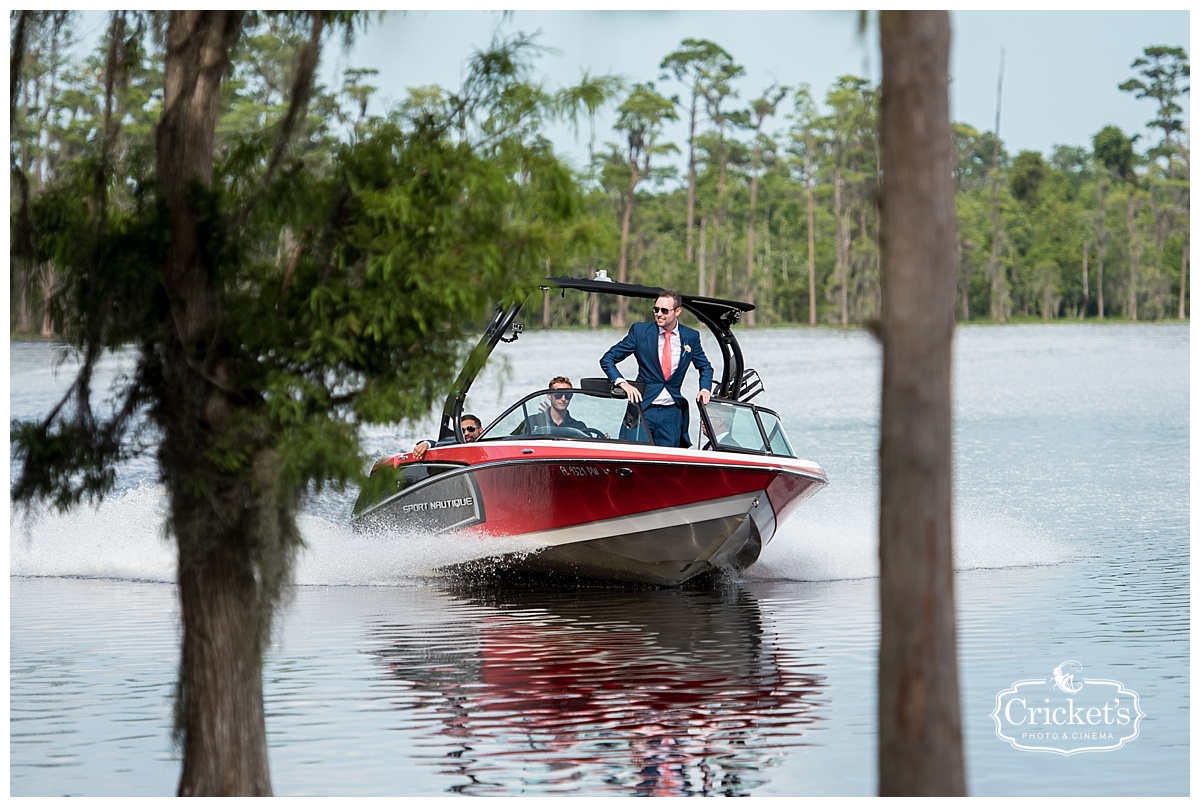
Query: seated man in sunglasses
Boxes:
[
  {"xmin": 410, "ymin": 413, "xmax": 482, "ymax": 460},
  {"xmin": 521, "ymin": 375, "xmax": 590, "ymax": 435},
  {"xmin": 700, "ymin": 411, "xmax": 740, "ymax": 449}
]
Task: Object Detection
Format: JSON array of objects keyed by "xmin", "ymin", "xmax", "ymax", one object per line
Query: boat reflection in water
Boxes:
[{"xmin": 368, "ymin": 584, "xmax": 827, "ymax": 796}]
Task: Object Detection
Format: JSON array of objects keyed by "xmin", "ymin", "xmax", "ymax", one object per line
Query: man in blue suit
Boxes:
[{"xmin": 600, "ymin": 290, "xmax": 713, "ymax": 447}]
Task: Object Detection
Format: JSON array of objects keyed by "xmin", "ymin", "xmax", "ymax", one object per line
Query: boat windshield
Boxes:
[
  {"xmin": 477, "ymin": 386, "xmax": 652, "ymax": 444},
  {"xmin": 698, "ymin": 399, "xmax": 797, "ymax": 458}
]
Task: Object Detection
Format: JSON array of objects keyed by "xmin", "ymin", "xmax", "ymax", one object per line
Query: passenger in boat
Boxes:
[
  {"xmin": 410, "ymin": 413, "xmax": 482, "ymax": 460},
  {"xmin": 701, "ymin": 411, "xmax": 740, "ymax": 449},
  {"xmin": 600, "ymin": 290, "xmax": 713, "ymax": 448},
  {"xmin": 522, "ymin": 376, "xmax": 590, "ymax": 434}
]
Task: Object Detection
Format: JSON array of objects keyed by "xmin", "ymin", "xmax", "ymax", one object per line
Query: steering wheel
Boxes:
[
  {"xmin": 550, "ymin": 427, "xmax": 588, "ymax": 438},
  {"xmin": 582, "ymin": 427, "xmax": 606, "ymax": 440}
]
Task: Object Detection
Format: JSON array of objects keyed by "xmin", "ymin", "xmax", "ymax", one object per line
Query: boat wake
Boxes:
[
  {"xmin": 10, "ymin": 482, "xmax": 1074, "ymax": 587},
  {"xmin": 10, "ymin": 484, "xmax": 176, "ymax": 583},
  {"xmin": 9, "ymin": 484, "xmax": 540, "ymax": 586},
  {"xmin": 296, "ymin": 517, "xmax": 541, "ymax": 586},
  {"xmin": 744, "ymin": 493, "xmax": 1076, "ymax": 583}
]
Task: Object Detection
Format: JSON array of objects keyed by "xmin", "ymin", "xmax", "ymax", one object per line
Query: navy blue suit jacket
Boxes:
[{"xmin": 600, "ymin": 321, "xmax": 713, "ymax": 444}]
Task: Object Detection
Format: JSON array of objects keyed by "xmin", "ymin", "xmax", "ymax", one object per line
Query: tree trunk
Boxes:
[
  {"xmin": 1094, "ymin": 182, "xmax": 1109, "ymax": 320},
  {"xmin": 588, "ymin": 259, "xmax": 600, "ymax": 329},
  {"xmin": 685, "ymin": 81, "xmax": 699, "ymax": 264},
  {"xmin": 38, "ymin": 265, "xmax": 54, "ymax": 337},
  {"xmin": 10, "ymin": 10, "xmax": 31, "ymax": 123},
  {"xmin": 613, "ymin": 168, "xmax": 638, "ymax": 328},
  {"xmin": 986, "ymin": 50, "xmax": 1007, "ymax": 323},
  {"xmin": 877, "ymin": 10, "xmax": 966, "ymax": 796},
  {"xmin": 839, "ymin": 208, "xmax": 851, "ymax": 326},
  {"xmin": 763, "ymin": 203, "xmax": 772, "ymax": 318},
  {"xmin": 745, "ymin": 211, "xmax": 757, "ymax": 325},
  {"xmin": 158, "ymin": 10, "xmax": 236, "ymax": 343},
  {"xmin": 834, "ymin": 161, "xmax": 847, "ymax": 325},
  {"xmin": 1179, "ymin": 234, "xmax": 1189, "ymax": 320},
  {"xmin": 175, "ymin": 506, "xmax": 273, "ymax": 796},
  {"xmin": 17, "ymin": 278, "xmax": 33, "ymax": 333},
  {"xmin": 958, "ymin": 237, "xmax": 970, "ymax": 320},
  {"xmin": 861, "ymin": 203, "xmax": 877, "ymax": 318},
  {"xmin": 1042, "ymin": 266, "xmax": 1053, "ymax": 321},
  {"xmin": 1081, "ymin": 241, "xmax": 1090, "ymax": 318},
  {"xmin": 745, "ymin": 135, "xmax": 761, "ymax": 327},
  {"xmin": 155, "ymin": 11, "xmax": 276, "ymax": 796},
  {"xmin": 806, "ymin": 132, "xmax": 817, "ymax": 326},
  {"xmin": 709, "ymin": 128, "xmax": 730, "ymax": 299},
  {"xmin": 1126, "ymin": 197, "xmax": 1139, "ymax": 321}
]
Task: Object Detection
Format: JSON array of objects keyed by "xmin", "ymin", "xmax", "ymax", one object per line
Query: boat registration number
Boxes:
[{"xmin": 558, "ymin": 465, "xmax": 602, "ymax": 477}]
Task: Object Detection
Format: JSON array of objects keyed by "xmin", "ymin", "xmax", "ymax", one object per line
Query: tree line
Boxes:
[
  {"xmin": 567, "ymin": 39, "xmax": 1189, "ymax": 327},
  {"xmin": 12, "ymin": 21, "xmax": 1189, "ymax": 335}
]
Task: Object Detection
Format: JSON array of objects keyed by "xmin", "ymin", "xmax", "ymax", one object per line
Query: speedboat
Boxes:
[{"xmin": 352, "ymin": 274, "xmax": 828, "ymax": 586}]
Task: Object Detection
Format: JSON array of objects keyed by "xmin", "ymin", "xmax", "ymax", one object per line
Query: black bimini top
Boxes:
[
  {"xmin": 438, "ymin": 275, "xmax": 756, "ymax": 442},
  {"xmin": 541, "ymin": 276, "xmax": 754, "ymax": 331}
]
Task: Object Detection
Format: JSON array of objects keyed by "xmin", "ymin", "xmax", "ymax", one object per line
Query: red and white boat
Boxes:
[{"xmin": 352, "ymin": 275, "xmax": 827, "ymax": 586}]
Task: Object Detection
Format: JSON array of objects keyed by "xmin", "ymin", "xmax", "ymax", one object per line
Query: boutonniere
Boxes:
[{"xmin": 683, "ymin": 345, "xmax": 692, "ymax": 354}]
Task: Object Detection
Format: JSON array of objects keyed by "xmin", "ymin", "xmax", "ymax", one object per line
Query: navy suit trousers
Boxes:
[{"xmin": 643, "ymin": 402, "xmax": 684, "ymax": 447}]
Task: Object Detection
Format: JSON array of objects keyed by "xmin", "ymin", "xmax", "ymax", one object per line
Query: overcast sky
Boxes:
[{"xmin": 332, "ymin": 6, "xmax": 1190, "ymax": 172}]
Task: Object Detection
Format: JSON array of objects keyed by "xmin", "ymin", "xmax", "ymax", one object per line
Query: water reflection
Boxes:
[{"xmin": 368, "ymin": 584, "xmax": 826, "ymax": 796}]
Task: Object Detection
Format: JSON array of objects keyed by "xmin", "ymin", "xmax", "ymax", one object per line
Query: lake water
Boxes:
[{"xmin": 8, "ymin": 324, "xmax": 1190, "ymax": 796}]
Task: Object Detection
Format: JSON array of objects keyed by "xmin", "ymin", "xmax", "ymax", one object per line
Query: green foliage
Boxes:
[
  {"xmin": 953, "ymin": 123, "xmax": 1006, "ymax": 191},
  {"xmin": 1119, "ymin": 44, "xmax": 1190, "ymax": 173},
  {"xmin": 10, "ymin": 416, "xmax": 119, "ymax": 510},
  {"xmin": 608, "ymin": 82, "xmax": 679, "ymax": 189},
  {"xmin": 1010, "ymin": 151, "xmax": 1047, "ymax": 207},
  {"xmin": 1093, "ymin": 125, "xmax": 1137, "ymax": 183},
  {"xmin": 11, "ymin": 16, "xmax": 582, "ymax": 512}
]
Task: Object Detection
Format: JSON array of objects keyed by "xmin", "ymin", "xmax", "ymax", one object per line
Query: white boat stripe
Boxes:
[
  {"xmin": 479, "ymin": 438, "xmax": 826, "ymax": 474},
  {"xmin": 510, "ymin": 492, "xmax": 763, "ymax": 547}
]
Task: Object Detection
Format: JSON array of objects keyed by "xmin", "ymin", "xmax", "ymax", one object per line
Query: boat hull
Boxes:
[{"xmin": 354, "ymin": 441, "xmax": 827, "ymax": 586}]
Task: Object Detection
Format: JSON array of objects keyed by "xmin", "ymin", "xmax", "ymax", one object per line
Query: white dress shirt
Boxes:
[
  {"xmin": 650, "ymin": 326, "xmax": 680, "ymax": 405},
  {"xmin": 616, "ymin": 326, "xmax": 691, "ymax": 406}
]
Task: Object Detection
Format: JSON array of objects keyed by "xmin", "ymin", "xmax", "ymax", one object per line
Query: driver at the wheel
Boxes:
[{"xmin": 523, "ymin": 375, "xmax": 589, "ymax": 433}]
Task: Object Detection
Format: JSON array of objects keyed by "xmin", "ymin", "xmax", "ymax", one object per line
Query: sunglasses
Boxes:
[
  {"xmin": 551, "ymin": 392, "xmax": 573, "ymax": 401},
  {"xmin": 462, "ymin": 425, "xmax": 479, "ymax": 433},
  {"xmin": 653, "ymin": 306, "xmax": 677, "ymax": 314}
]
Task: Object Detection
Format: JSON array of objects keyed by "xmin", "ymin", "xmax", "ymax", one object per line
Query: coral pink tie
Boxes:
[{"xmin": 661, "ymin": 329, "xmax": 673, "ymax": 379}]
